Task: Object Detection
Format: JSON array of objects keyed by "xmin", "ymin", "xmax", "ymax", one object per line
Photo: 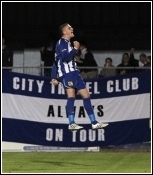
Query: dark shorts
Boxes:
[{"xmin": 59, "ymin": 71, "xmax": 86, "ymax": 91}]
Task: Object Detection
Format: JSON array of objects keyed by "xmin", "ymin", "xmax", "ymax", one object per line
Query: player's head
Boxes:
[{"xmin": 59, "ymin": 23, "xmax": 74, "ymax": 39}]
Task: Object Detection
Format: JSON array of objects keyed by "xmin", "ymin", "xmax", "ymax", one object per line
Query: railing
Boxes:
[{"xmin": 2, "ymin": 66, "xmax": 151, "ymax": 77}]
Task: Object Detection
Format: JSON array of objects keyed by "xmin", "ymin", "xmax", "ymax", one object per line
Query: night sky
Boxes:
[{"xmin": 2, "ymin": 2, "xmax": 151, "ymax": 50}]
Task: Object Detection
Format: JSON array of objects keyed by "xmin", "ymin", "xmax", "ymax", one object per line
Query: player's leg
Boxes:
[
  {"xmin": 78, "ymin": 88, "xmax": 108, "ymax": 129},
  {"xmin": 77, "ymin": 88, "xmax": 97, "ymax": 123},
  {"xmin": 61, "ymin": 73, "xmax": 84, "ymax": 131},
  {"xmin": 76, "ymin": 73, "xmax": 98, "ymax": 125},
  {"xmin": 66, "ymin": 88, "xmax": 83, "ymax": 131},
  {"xmin": 66, "ymin": 88, "xmax": 76, "ymax": 125}
]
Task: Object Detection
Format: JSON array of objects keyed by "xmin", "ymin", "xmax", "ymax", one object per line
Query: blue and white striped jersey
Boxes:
[{"xmin": 51, "ymin": 38, "xmax": 79, "ymax": 79}]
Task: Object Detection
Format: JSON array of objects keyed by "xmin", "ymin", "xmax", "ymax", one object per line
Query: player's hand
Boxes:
[
  {"xmin": 50, "ymin": 79, "xmax": 59, "ymax": 86},
  {"xmin": 73, "ymin": 41, "xmax": 80, "ymax": 50}
]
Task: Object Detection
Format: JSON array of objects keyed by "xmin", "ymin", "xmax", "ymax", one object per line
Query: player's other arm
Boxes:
[{"xmin": 50, "ymin": 62, "xmax": 59, "ymax": 86}]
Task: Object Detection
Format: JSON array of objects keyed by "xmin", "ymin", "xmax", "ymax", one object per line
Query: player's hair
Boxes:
[{"xmin": 59, "ymin": 23, "xmax": 69, "ymax": 36}]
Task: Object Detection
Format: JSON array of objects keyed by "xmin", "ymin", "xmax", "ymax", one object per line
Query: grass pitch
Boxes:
[{"xmin": 2, "ymin": 151, "xmax": 151, "ymax": 173}]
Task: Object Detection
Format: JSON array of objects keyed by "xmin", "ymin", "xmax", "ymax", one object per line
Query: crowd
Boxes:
[{"xmin": 2, "ymin": 36, "xmax": 151, "ymax": 78}]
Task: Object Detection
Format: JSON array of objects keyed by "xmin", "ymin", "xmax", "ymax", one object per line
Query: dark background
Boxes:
[{"xmin": 2, "ymin": 2, "xmax": 151, "ymax": 50}]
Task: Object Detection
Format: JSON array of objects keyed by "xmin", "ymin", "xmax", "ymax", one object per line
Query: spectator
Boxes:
[
  {"xmin": 129, "ymin": 48, "xmax": 148, "ymax": 72},
  {"xmin": 74, "ymin": 50, "xmax": 84, "ymax": 72},
  {"xmin": 2, "ymin": 36, "xmax": 13, "ymax": 71},
  {"xmin": 130, "ymin": 48, "xmax": 147, "ymax": 67},
  {"xmin": 99, "ymin": 57, "xmax": 116, "ymax": 77},
  {"xmin": 116, "ymin": 53, "xmax": 133, "ymax": 75},
  {"xmin": 76, "ymin": 40, "xmax": 98, "ymax": 79},
  {"xmin": 144, "ymin": 55, "xmax": 151, "ymax": 68},
  {"xmin": 40, "ymin": 39, "xmax": 55, "ymax": 77}
]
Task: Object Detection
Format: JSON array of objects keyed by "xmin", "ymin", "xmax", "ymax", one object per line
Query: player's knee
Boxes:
[{"xmin": 80, "ymin": 92, "xmax": 90, "ymax": 99}]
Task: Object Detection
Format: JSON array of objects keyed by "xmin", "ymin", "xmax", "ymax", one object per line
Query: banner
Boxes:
[{"xmin": 2, "ymin": 70, "xmax": 151, "ymax": 147}]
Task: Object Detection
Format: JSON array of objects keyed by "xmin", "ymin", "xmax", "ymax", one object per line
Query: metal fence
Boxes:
[{"xmin": 2, "ymin": 66, "xmax": 151, "ymax": 77}]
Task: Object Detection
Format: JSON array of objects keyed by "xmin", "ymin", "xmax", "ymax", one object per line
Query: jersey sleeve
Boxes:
[
  {"xmin": 58, "ymin": 40, "xmax": 77, "ymax": 62},
  {"xmin": 51, "ymin": 62, "xmax": 59, "ymax": 80}
]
